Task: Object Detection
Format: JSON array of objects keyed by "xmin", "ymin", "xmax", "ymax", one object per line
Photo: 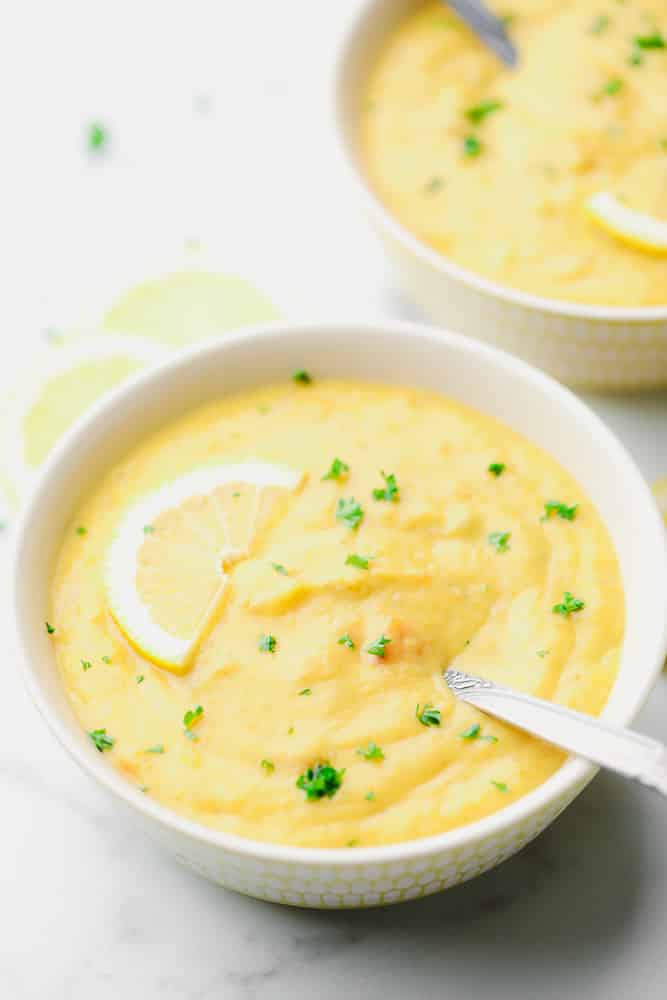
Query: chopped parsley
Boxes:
[
  {"xmin": 372, "ymin": 470, "xmax": 399, "ymax": 503},
  {"xmin": 465, "ymin": 99, "xmax": 503, "ymax": 124},
  {"xmin": 261, "ymin": 759, "xmax": 275, "ymax": 773},
  {"xmin": 345, "ymin": 553, "xmax": 372, "ymax": 569},
  {"xmin": 89, "ymin": 728, "xmax": 114, "ymax": 752},
  {"xmin": 144, "ymin": 744, "xmax": 165, "ymax": 754},
  {"xmin": 356, "ymin": 741, "xmax": 385, "ymax": 761},
  {"xmin": 542, "ymin": 501, "xmax": 578, "ymax": 521},
  {"xmin": 488, "ymin": 530, "xmax": 511, "ymax": 553},
  {"xmin": 336, "ymin": 496, "xmax": 364, "ymax": 529},
  {"xmin": 488, "ymin": 462, "xmax": 505, "ymax": 477},
  {"xmin": 292, "ymin": 369, "xmax": 312, "ymax": 385},
  {"xmin": 101, "ymin": 655, "xmax": 111, "ymax": 664},
  {"xmin": 589, "ymin": 14, "xmax": 610, "ymax": 34},
  {"xmin": 416, "ymin": 703, "xmax": 441, "ymax": 727},
  {"xmin": 258, "ymin": 633, "xmax": 277, "ymax": 653},
  {"xmin": 271, "ymin": 562, "xmax": 288, "ymax": 575},
  {"xmin": 136, "ymin": 674, "xmax": 144, "ymax": 684},
  {"xmin": 463, "ymin": 135, "xmax": 483, "ymax": 158},
  {"xmin": 75, "ymin": 525, "xmax": 87, "ymax": 536},
  {"xmin": 553, "ymin": 591, "xmax": 585, "ymax": 617},
  {"xmin": 87, "ymin": 122, "xmax": 107, "ymax": 151},
  {"xmin": 45, "ymin": 622, "xmax": 55, "ymax": 635},
  {"xmin": 298, "ymin": 688, "xmax": 312, "ymax": 696},
  {"xmin": 296, "ymin": 762, "xmax": 345, "ymax": 800},
  {"xmin": 337, "ymin": 633, "xmax": 355, "ymax": 649},
  {"xmin": 635, "ymin": 32, "xmax": 665, "ymax": 49},
  {"xmin": 422, "ymin": 176, "xmax": 444, "ymax": 196},
  {"xmin": 322, "ymin": 457, "xmax": 349, "ymax": 481},
  {"xmin": 459, "ymin": 724, "xmax": 498, "ymax": 743},
  {"xmin": 365, "ymin": 634, "xmax": 391, "ymax": 658},
  {"xmin": 183, "ymin": 705, "xmax": 204, "ymax": 729},
  {"xmin": 81, "ymin": 659, "xmax": 92, "ymax": 671},
  {"xmin": 596, "ymin": 77, "xmax": 623, "ymax": 99},
  {"xmin": 537, "ymin": 649, "xmax": 550, "ymax": 658},
  {"xmin": 492, "ymin": 781, "xmax": 509, "ymax": 792},
  {"xmin": 365, "ymin": 791, "xmax": 376, "ymax": 801},
  {"xmin": 143, "ymin": 524, "xmax": 155, "ymax": 534}
]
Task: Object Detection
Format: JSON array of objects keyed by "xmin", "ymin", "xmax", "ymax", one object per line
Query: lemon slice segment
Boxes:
[
  {"xmin": 104, "ymin": 461, "xmax": 303, "ymax": 673},
  {"xmin": 586, "ymin": 192, "xmax": 667, "ymax": 255}
]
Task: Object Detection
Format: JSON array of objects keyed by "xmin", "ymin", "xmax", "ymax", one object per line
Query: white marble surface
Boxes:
[{"xmin": 2, "ymin": 2, "xmax": 667, "ymax": 997}]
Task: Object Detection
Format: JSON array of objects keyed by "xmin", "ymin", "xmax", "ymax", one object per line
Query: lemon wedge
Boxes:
[
  {"xmin": 586, "ymin": 192, "xmax": 667, "ymax": 255},
  {"xmin": 104, "ymin": 462, "xmax": 303, "ymax": 673}
]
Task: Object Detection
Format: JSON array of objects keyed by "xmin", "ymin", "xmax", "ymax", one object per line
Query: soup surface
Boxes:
[
  {"xmin": 361, "ymin": 0, "xmax": 667, "ymax": 306},
  {"xmin": 51, "ymin": 379, "xmax": 623, "ymax": 847}
]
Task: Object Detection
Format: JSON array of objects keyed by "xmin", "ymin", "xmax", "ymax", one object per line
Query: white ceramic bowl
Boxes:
[
  {"xmin": 14, "ymin": 321, "xmax": 667, "ymax": 908},
  {"xmin": 333, "ymin": 0, "xmax": 667, "ymax": 391}
]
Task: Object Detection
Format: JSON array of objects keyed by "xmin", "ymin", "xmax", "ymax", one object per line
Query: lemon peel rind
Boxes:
[
  {"xmin": 104, "ymin": 461, "xmax": 301, "ymax": 670},
  {"xmin": 586, "ymin": 192, "xmax": 667, "ymax": 256}
]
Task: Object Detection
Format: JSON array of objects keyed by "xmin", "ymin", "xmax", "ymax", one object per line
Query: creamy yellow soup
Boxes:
[
  {"xmin": 361, "ymin": 0, "xmax": 667, "ymax": 306},
  {"xmin": 51, "ymin": 380, "xmax": 623, "ymax": 847}
]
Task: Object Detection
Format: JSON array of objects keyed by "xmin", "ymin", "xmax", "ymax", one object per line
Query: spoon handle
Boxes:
[
  {"xmin": 445, "ymin": 0, "xmax": 518, "ymax": 67},
  {"xmin": 445, "ymin": 669, "xmax": 667, "ymax": 796}
]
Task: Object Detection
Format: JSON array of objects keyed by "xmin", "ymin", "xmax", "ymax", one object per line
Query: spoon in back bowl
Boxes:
[
  {"xmin": 444, "ymin": 668, "xmax": 667, "ymax": 796},
  {"xmin": 444, "ymin": 0, "xmax": 518, "ymax": 67}
]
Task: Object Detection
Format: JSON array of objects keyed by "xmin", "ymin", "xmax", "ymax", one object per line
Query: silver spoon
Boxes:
[
  {"xmin": 444, "ymin": 0, "xmax": 518, "ymax": 67},
  {"xmin": 444, "ymin": 668, "xmax": 667, "ymax": 796}
]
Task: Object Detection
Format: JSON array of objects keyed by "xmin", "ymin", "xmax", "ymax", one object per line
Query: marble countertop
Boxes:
[{"xmin": 3, "ymin": 2, "xmax": 667, "ymax": 997}]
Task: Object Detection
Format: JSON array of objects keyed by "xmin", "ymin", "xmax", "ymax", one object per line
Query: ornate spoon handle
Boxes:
[
  {"xmin": 444, "ymin": 669, "xmax": 667, "ymax": 796},
  {"xmin": 444, "ymin": 0, "xmax": 518, "ymax": 67}
]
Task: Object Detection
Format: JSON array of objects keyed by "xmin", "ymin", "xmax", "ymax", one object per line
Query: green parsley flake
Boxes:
[
  {"xmin": 271, "ymin": 562, "xmax": 288, "ymax": 575},
  {"xmin": 101, "ymin": 655, "xmax": 111, "ymax": 664},
  {"xmin": 416, "ymin": 703, "xmax": 441, "ymax": 727},
  {"xmin": 463, "ymin": 135, "xmax": 483, "ymax": 158},
  {"xmin": 542, "ymin": 501, "xmax": 578, "ymax": 521},
  {"xmin": 136, "ymin": 675, "xmax": 144, "ymax": 684},
  {"xmin": 459, "ymin": 723, "xmax": 481, "ymax": 740},
  {"xmin": 422, "ymin": 176, "xmax": 444, "ymax": 196},
  {"xmin": 336, "ymin": 496, "xmax": 364, "ymax": 529},
  {"xmin": 259, "ymin": 633, "xmax": 277, "ymax": 653},
  {"xmin": 322, "ymin": 457, "xmax": 349, "ymax": 481},
  {"xmin": 45, "ymin": 622, "xmax": 55, "ymax": 635},
  {"xmin": 144, "ymin": 744, "xmax": 165, "ymax": 754},
  {"xmin": 261, "ymin": 759, "xmax": 275, "ymax": 773},
  {"xmin": 76, "ymin": 525, "xmax": 87, "ymax": 536},
  {"xmin": 89, "ymin": 728, "xmax": 114, "ymax": 752},
  {"xmin": 553, "ymin": 591, "xmax": 585, "ymax": 617},
  {"xmin": 537, "ymin": 649, "xmax": 550, "ymax": 658},
  {"xmin": 492, "ymin": 780, "xmax": 509, "ymax": 792},
  {"xmin": 81, "ymin": 660, "xmax": 92, "ymax": 671},
  {"xmin": 183, "ymin": 705, "xmax": 204, "ymax": 729},
  {"xmin": 88, "ymin": 122, "xmax": 107, "ymax": 151},
  {"xmin": 597, "ymin": 77, "xmax": 623, "ymax": 99},
  {"xmin": 356, "ymin": 741, "xmax": 385, "ymax": 761},
  {"xmin": 365, "ymin": 634, "xmax": 391, "ymax": 658},
  {"xmin": 365, "ymin": 791, "xmax": 376, "ymax": 801},
  {"xmin": 465, "ymin": 99, "xmax": 503, "ymax": 124},
  {"xmin": 292, "ymin": 369, "xmax": 312, "ymax": 385},
  {"xmin": 488, "ymin": 463, "xmax": 505, "ymax": 477},
  {"xmin": 337, "ymin": 633, "xmax": 355, "ymax": 649},
  {"xmin": 488, "ymin": 531, "xmax": 511, "ymax": 553},
  {"xmin": 590, "ymin": 14, "xmax": 610, "ymax": 34},
  {"xmin": 372, "ymin": 470, "xmax": 399, "ymax": 502},
  {"xmin": 296, "ymin": 762, "xmax": 345, "ymax": 800},
  {"xmin": 143, "ymin": 524, "xmax": 155, "ymax": 534},
  {"xmin": 345, "ymin": 553, "xmax": 372, "ymax": 569},
  {"xmin": 635, "ymin": 33, "xmax": 665, "ymax": 49},
  {"xmin": 298, "ymin": 688, "xmax": 312, "ymax": 696}
]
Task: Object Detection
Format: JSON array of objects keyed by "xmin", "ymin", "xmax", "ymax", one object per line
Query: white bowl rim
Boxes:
[
  {"xmin": 13, "ymin": 319, "xmax": 667, "ymax": 868},
  {"xmin": 332, "ymin": 0, "xmax": 667, "ymax": 325}
]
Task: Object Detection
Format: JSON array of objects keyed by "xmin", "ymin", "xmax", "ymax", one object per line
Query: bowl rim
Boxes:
[
  {"xmin": 13, "ymin": 319, "xmax": 667, "ymax": 868},
  {"xmin": 332, "ymin": 0, "xmax": 667, "ymax": 325}
]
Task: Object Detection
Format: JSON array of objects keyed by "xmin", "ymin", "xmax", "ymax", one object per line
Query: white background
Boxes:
[{"xmin": 2, "ymin": 2, "xmax": 667, "ymax": 998}]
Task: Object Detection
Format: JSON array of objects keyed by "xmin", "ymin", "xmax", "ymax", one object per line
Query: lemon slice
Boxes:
[
  {"xmin": 104, "ymin": 461, "xmax": 303, "ymax": 672},
  {"xmin": 0, "ymin": 334, "xmax": 167, "ymax": 509},
  {"xmin": 586, "ymin": 192, "xmax": 667, "ymax": 255}
]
